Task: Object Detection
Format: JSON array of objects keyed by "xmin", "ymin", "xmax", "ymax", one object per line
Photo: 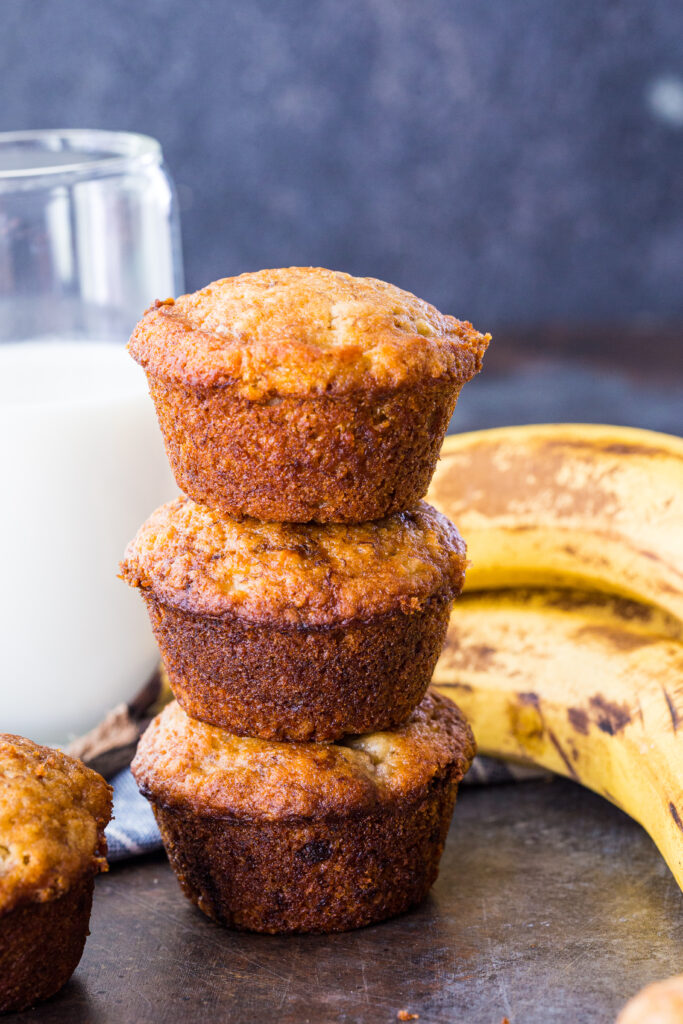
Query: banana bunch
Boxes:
[
  {"xmin": 428, "ymin": 423, "xmax": 683, "ymax": 624},
  {"xmin": 427, "ymin": 424, "xmax": 683, "ymax": 890}
]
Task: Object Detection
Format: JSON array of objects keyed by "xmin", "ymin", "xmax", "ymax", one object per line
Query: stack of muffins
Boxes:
[{"xmin": 122, "ymin": 267, "xmax": 490, "ymax": 934}]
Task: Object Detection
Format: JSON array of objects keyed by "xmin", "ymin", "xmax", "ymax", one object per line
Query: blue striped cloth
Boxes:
[{"xmin": 106, "ymin": 767, "xmax": 161, "ymax": 862}]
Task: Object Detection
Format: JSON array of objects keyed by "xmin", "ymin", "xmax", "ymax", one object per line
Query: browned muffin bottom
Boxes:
[
  {"xmin": 121, "ymin": 499, "xmax": 467, "ymax": 740},
  {"xmin": 0, "ymin": 876, "xmax": 94, "ymax": 1015},
  {"xmin": 148, "ymin": 376, "xmax": 461, "ymax": 523},
  {"xmin": 144, "ymin": 594, "xmax": 453, "ymax": 741},
  {"xmin": 0, "ymin": 735, "xmax": 112, "ymax": 1013},
  {"xmin": 129, "ymin": 268, "xmax": 490, "ymax": 522},
  {"xmin": 132, "ymin": 691, "xmax": 475, "ymax": 934}
]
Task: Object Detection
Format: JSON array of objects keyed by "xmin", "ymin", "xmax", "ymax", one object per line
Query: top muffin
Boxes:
[
  {"xmin": 128, "ymin": 267, "xmax": 490, "ymax": 522},
  {"xmin": 129, "ymin": 267, "xmax": 490, "ymax": 400},
  {"xmin": 0, "ymin": 736, "xmax": 112, "ymax": 914}
]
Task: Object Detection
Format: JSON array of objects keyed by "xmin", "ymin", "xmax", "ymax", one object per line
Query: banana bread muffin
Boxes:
[
  {"xmin": 0, "ymin": 736, "xmax": 112, "ymax": 1013},
  {"xmin": 617, "ymin": 975, "xmax": 683, "ymax": 1024},
  {"xmin": 120, "ymin": 498, "xmax": 467, "ymax": 741},
  {"xmin": 128, "ymin": 267, "xmax": 490, "ymax": 523},
  {"xmin": 132, "ymin": 690, "xmax": 475, "ymax": 933}
]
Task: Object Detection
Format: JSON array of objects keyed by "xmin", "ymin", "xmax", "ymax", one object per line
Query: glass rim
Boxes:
[{"xmin": 0, "ymin": 129, "xmax": 162, "ymax": 185}]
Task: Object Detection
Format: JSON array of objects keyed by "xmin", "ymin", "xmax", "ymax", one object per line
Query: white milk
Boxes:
[{"xmin": 0, "ymin": 340, "xmax": 176, "ymax": 744}]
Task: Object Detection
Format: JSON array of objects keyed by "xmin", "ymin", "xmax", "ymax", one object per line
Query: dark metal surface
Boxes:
[{"xmin": 7, "ymin": 779, "xmax": 682, "ymax": 1024}]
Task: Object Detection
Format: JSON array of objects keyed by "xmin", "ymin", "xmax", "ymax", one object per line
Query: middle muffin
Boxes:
[{"xmin": 121, "ymin": 497, "xmax": 467, "ymax": 741}]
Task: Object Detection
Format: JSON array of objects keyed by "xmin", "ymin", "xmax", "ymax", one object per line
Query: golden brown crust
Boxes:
[
  {"xmin": 140, "ymin": 593, "xmax": 454, "ymax": 741},
  {"xmin": 0, "ymin": 736, "xmax": 112, "ymax": 915},
  {"xmin": 145, "ymin": 376, "xmax": 462, "ymax": 523},
  {"xmin": 0, "ymin": 874, "xmax": 94, "ymax": 1013},
  {"xmin": 121, "ymin": 499, "xmax": 466, "ymax": 627},
  {"xmin": 131, "ymin": 690, "xmax": 476, "ymax": 821},
  {"xmin": 129, "ymin": 268, "xmax": 490, "ymax": 399}
]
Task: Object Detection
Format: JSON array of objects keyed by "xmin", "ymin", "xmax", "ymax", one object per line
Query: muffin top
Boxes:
[
  {"xmin": 120, "ymin": 498, "xmax": 466, "ymax": 627},
  {"xmin": 132, "ymin": 691, "xmax": 475, "ymax": 821},
  {"xmin": 0, "ymin": 736, "xmax": 112, "ymax": 914},
  {"xmin": 128, "ymin": 267, "xmax": 490, "ymax": 399}
]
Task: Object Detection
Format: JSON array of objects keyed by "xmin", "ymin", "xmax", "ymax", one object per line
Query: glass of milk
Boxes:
[{"xmin": 0, "ymin": 130, "xmax": 183, "ymax": 744}]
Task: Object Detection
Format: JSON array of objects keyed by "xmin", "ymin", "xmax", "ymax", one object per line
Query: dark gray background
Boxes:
[{"xmin": 4, "ymin": 0, "xmax": 683, "ymax": 330}]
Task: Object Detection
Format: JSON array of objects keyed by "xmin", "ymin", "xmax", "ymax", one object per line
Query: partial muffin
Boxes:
[
  {"xmin": 0, "ymin": 736, "xmax": 112, "ymax": 1013},
  {"xmin": 617, "ymin": 975, "xmax": 683, "ymax": 1024},
  {"xmin": 120, "ymin": 498, "xmax": 467, "ymax": 741},
  {"xmin": 132, "ymin": 690, "xmax": 475, "ymax": 934},
  {"xmin": 128, "ymin": 267, "xmax": 490, "ymax": 523}
]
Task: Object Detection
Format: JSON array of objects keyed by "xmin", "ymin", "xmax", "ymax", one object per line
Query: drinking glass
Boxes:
[{"xmin": 0, "ymin": 129, "xmax": 183, "ymax": 743}]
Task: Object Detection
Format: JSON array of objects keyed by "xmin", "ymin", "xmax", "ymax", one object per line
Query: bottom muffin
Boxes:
[
  {"xmin": 0, "ymin": 735, "xmax": 112, "ymax": 1013},
  {"xmin": 132, "ymin": 690, "xmax": 475, "ymax": 934}
]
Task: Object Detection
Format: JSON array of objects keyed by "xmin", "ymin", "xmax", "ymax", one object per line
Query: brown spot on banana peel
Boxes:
[
  {"xmin": 568, "ymin": 707, "xmax": 590, "ymax": 735},
  {"xmin": 531, "ymin": 590, "xmax": 681, "ymax": 635},
  {"xmin": 566, "ymin": 697, "xmax": 632, "ymax": 737},
  {"xmin": 589, "ymin": 695, "xmax": 632, "ymax": 735},
  {"xmin": 435, "ymin": 681, "xmax": 473, "ymax": 693},
  {"xmin": 670, "ymin": 803, "xmax": 683, "ymax": 833},
  {"xmin": 466, "ymin": 644, "xmax": 497, "ymax": 669},
  {"xmin": 663, "ymin": 688, "xmax": 681, "ymax": 732},
  {"xmin": 574, "ymin": 624, "xmax": 662, "ymax": 652},
  {"xmin": 437, "ymin": 639, "xmax": 504, "ymax": 675},
  {"xmin": 547, "ymin": 730, "xmax": 579, "ymax": 780},
  {"xmin": 441, "ymin": 639, "xmax": 498, "ymax": 672},
  {"xmin": 433, "ymin": 444, "xmax": 618, "ymax": 519},
  {"xmin": 543, "ymin": 439, "xmax": 673, "ymax": 459}
]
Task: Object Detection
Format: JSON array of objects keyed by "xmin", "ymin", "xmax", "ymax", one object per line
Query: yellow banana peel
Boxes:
[
  {"xmin": 433, "ymin": 588, "xmax": 683, "ymax": 890},
  {"xmin": 428, "ymin": 424, "xmax": 683, "ymax": 889},
  {"xmin": 427, "ymin": 424, "xmax": 683, "ymax": 628}
]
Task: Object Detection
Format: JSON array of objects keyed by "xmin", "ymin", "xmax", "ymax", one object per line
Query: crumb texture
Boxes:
[
  {"xmin": 121, "ymin": 498, "xmax": 467, "ymax": 626},
  {"xmin": 132, "ymin": 690, "xmax": 476, "ymax": 821},
  {"xmin": 0, "ymin": 736, "xmax": 112, "ymax": 914},
  {"xmin": 129, "ymin": 267, "xmax": 490, "ymax": 397}
]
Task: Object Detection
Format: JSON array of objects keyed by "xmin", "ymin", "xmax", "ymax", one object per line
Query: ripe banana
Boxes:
[
  {"xmin": 427, "ymin": 424, "xmax": 683, "ymax": 629},
  {"xmin": 432, "ymin": 588, "xmax": 683, "ymax": 890}
]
